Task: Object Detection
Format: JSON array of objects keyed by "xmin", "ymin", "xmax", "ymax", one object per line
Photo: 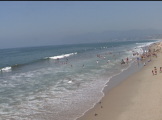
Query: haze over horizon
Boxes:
[{"xmin": 1, "ymin": 1, "xmax": 162, "ymax": 49}]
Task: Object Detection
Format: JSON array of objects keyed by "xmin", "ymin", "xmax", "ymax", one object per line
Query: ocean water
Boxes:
[{"xmin": 0, "ymin": 40, "xmax": 157, "ymax": 120}]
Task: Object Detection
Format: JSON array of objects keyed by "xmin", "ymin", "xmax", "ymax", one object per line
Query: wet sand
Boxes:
[{"xmin": 77, "ymin": 41, "xmax": 162, "ymax": 120}]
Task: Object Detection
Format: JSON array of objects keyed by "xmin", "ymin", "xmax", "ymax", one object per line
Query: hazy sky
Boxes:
[{"xmin": 1, "ymin": 1, "xmax": 162, "ymax": 48}]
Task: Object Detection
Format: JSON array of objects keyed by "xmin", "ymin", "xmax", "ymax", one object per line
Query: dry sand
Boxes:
[{"xmin": 77, "ymin": 41, "xmax": 162, "ymax": 120}]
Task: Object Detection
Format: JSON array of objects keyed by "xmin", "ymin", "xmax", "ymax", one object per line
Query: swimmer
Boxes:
[
  {"xmin": 82, "ymin": 64, "xmax": 84, "ymax": 68},
  {"xmin": 107, "ymin": 59, "xmax": 110, "ymax": 63},
  {"xmin": 121, "ymin": 59, "xmax": 125, "ymax": 64}
]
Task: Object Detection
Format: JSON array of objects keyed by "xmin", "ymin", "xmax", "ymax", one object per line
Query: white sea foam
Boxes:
[
  {"xmin": 68, "ymin": 80, "xmax": 73, "ymax": 84},
  {"xmin": 1, "ymin": 66, "xmax": 12, "ymax": 72},
  {"xmin": 136, "ymin": 42, "xmax": 155, "ymax": 48},
  {"xmin": 47, "ymin": 52, "xmax": 77, "ymax": 60}
]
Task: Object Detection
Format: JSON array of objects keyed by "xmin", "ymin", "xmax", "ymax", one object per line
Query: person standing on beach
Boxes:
[
  {"xmin": 152, "ymin": 70, "xmax": 154, "ymax": 75},
  {"xmin": 154, "ymin": 67, "xmax": 157, "ymax": 75},
  {"xmin": 137, "ymin": 57, "xmax": 140, "ymax": 66},
  {"xmin": 160, "ymin": 67, "xmax": 162, "ymax": 73}
]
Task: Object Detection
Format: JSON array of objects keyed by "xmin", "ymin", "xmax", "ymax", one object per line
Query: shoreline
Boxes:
[
  {"xmin": 76, "ymin": 59, "xmax": 143, "ymax": 120},
  {"xmin": 77, "ymin": 41, "xmax": 162, "ymax": 120},
  {"xmin": 76, "ymin": 53, "xmax": 144, "ymax": 120}
]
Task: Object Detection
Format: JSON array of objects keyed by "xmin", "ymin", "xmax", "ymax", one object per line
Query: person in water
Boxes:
[
  {"xmin": 121, "ymin": 59, "xmax": 125, "ymax": 64},
  {"xmin": 126, "ymin": 57, "xmax": 129, "ymax": 64}
]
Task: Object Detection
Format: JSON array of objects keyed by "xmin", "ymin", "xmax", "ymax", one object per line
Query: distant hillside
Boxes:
[{"xmin": 61, "ymin": 29, "xmax": 162, "ymax": 44}]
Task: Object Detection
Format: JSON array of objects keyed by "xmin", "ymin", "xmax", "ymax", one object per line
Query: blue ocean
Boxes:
[{"xmin": 0, "ymin": 40, "xmax": 157, "ymax": 120}]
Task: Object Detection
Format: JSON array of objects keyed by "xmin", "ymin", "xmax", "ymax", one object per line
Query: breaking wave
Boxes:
[
  {"xmin": 46, "ymin": 52, "xmax": 77, "ymax": 60},
  {"xmin": 0, "ymin": 52, "xmax": 77, "ymax": 72}
]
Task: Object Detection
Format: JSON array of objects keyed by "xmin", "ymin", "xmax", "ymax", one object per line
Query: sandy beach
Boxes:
[{"xmin": 77, "ymin": 41, "xmax": 162, "ymax": 120}]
